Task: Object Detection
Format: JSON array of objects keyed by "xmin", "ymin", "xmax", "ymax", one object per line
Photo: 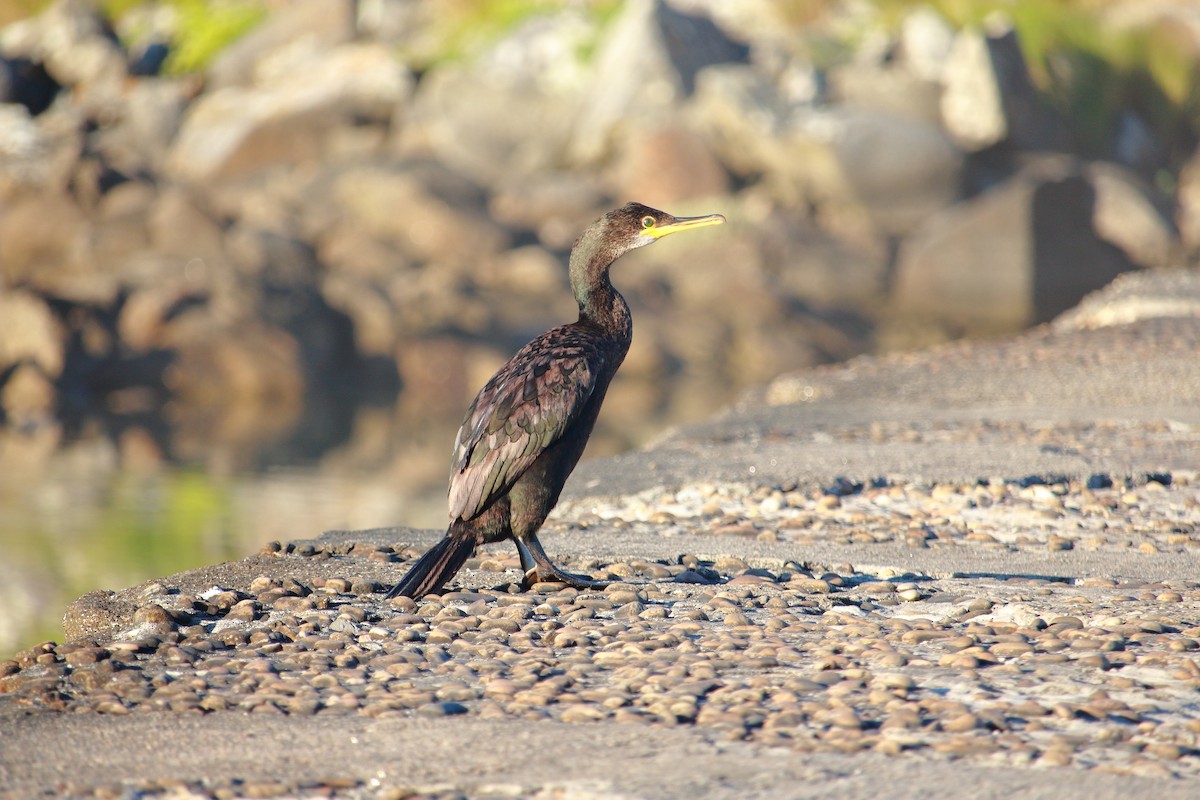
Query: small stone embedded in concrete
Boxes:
[{"xmin": 5, "ymin": 469, "xmax": 1200, "ymax": 790}]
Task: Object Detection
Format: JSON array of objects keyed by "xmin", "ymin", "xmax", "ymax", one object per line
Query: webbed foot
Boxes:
[
  {"xmin": 519, "ymin": 566, "xmax": 609, "ymax": 591},
  {"xmin": 515, "ymin": 534, "xmax": 608, "ymax": 591}
]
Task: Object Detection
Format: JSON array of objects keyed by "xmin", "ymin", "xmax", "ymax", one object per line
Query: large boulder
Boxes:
[
  {"xmin": 402, "ymin": 11, "xmax": 594, "ymax": 184},
  {"xmin": 940, "ymin": 17, "xmax": 1069, "ymax": 152},
  {"xmin": 147, "ymin": 185, "xmax": 228, "ymax": 269},
  {"xmin": 407, "ymin": 0, "xmax": 749, "ymax": 184},
  {"xmin": 694, "ymin": 65, "xmax": 963, "ymax": 236},
  {"xmin": 203, "ymin": 0, "xmax": 357, "ymax": 89},
  {"xmin": 0, "ymin": 103, "xmax": 52, "ymax": 193},
  {"xmin": 0, "ymin": 0, "xmax": 126, "ymax": 106},
  {"xmin": 0, "ymin": 54, "xmax": 60, "ymax": 114},
  {"xmin": 87, "ymin": 77, "xmax": 196, "ymax": 178},
  {"xmin": 0, "ymin": 289, "xmax": 64, "ymax": 428},
  {"xmin": 166, "ymin": 42, "xmax": 411, "ymax": 184},
  {"xmin": 891, "ymin": 159, "xmax": 1139, "ymax": 336},
  {"xmin": 0, "ymin": 191, "xmax": 96, "ymax": 298},
  {"xmin": 487, "ymin": 171, "xmax": 607, "ymax": 250},
  {"xmin": 1177, "ymin": 144, "xmax": 1200, "ymax": 261},
  {"xmin": 0, "ymin": 362, "xmax": 56, "ymax": 427},
  {"xmin": 828, "ymin": 60, "xmax": 943, "ymax": 126},
  {"xmin": 566, "ymin": 0, "xmax": 748, "ymax": 164},
  {"xmin": 898, "ymin": 6, "xmax": 957, "ymax": 82},
  {"xmin": 0, "ymin": 288, "xmax": 64, "ymax": 377},
  {"xmin": 1086, "ymin": 162, "xmax": 1179, "ymax": 269},
  {"xmin": 606, "ymin": 121, "xmax": 730, "ymax": 207},
  {"xmin": 297, "ymin": 159, "xmax": 508, "ymax": 281},
  {"xmin": 163, "ymin": 318, "xmax": 304, "ymax": 412}
]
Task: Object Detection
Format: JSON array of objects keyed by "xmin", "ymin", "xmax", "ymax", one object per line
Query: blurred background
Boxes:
[{"xmin": 1, "ymin": 0, "xmax": 1198, "ymax": 654}]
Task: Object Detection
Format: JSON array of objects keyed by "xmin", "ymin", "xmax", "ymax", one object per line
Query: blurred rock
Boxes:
[
  {"xmin": 653, "ymin": 0, "xmax": 750, "ymax": 95},
  {"xmin": 1087, "ymin": 162, "xmax": 1178, "ymax": 268},
  {"xmin": 829, "ymin": 60, "xmax": 943, "ymax": 125},
  {"xmin": 892, "ymin": 160, "xmax": 1138, "ymax": 335},
  {"xmin": 164, "ymin": 319, "xmax": 304, "ymax": 411},
  {"xmin": 0, "ymin": 289, "xmax": 64, "ymax": 376},
  {"xmin": 1055, "ymin": 269, "xmax": 1200, "ymax": 332},
  {"xmin": 899, "ymin": 6, "xmax": 956, "ymax": 82},
  {"xmin": 322, "ymin": 272, "xmax": 398, "ymax": 357},
  {"xmin": 568, "ymin": 0, "xmax": 746, "ymax": 164},
  {"xmin": 696, "ymin": 65, "xmax": 961, "ymax": 236},
  {"xmin": 0, "ymin": 0, "xmax": 1194, "ymax": 488},
  {"xmin": 0, "ymin": 55, "xmax": 59, "ymax": 114},
  {"xmin": 0, "ymin": 102, "xmax": 51, "ymax": 191},
  {"xmin": 1177, "ymin": 144, "xmax": 1200, "ymax": 260},
  {"xmin": 0, "ymin": 192, "xmax": 90, "ymax": 293},
  {"xmin": 314, "ymin": 222, "xmax": 406, "ymax": 281},
  {"xmin": 488, "ymin": 172, "xmax": 607, "ymax": 250},
  {"xmin": 0, "ymin": 0, "xmax": 125, "ymax": 103},
  {"xmin": 692, "ymin": 64, "xmax": 796, "ymax": 179},
  {"xmin": 316, "ymin": 161, "xmax": 508, "ymax": 267},
  {"xmin": 117, "ymin": 282, "xmax": 201, "ymax": 352},
  {"xmin": 205, "ymin": 0, "xmax": 356, "ymax": 89},
  {"xmin": 0, "ymin": 362, "xmax": 56, "ymax": 425},
  {"xmin": 394, "ymin": 335, "xmax": 486, "ymax": 418},
  {"xmin": 87, "ymin": 179, "xmax": 156, "ymax": 272},
  {"xmin": 406, "ymin": 11, "xmax": 592, "ymax": 185},
  {"xmin": 608, "ymin": 122, "xmax": 730, "ymax": 207},
  {"xmin": 485, "ymin": 245, "xmax": 564, "ymax": 297},
  {"xmin": 940, "ymin": 18, "xmax": 1069, "ymax": 152},
  {"xmin": 752, "ymin": 208, "xmax": 889, "ymax": 307},
  {"xmin": 167, "ymin": 42, "xmax": 410, "ymax": 183},
  {"xmin": 802, "ymin": 106, "xmax": 962, "ymax": 236},
  {"xmin": 567, "ymin": 0, "xmax": 676, "ymax": 166},
  {"xmin": 939, "ymin": 29, "xmax": 1004, "ymax": 151},
  {"xmin": 88, "ymin": 77, "xmax": 197, "ymax": 177},
  {"xmin": 148, "ymin": 185, "xmax": 227, "ymax": 268}
]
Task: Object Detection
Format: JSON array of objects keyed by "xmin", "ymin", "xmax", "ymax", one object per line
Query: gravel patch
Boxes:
[
  {"xmin": 4, "ymin": 274, "xmax": 1199, "ymax": 797},
  {"xmin": 5, "ymin": 472, "xmax": 1200, "ymax": 796}
]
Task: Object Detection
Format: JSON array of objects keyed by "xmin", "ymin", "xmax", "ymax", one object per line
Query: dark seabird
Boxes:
[{"xmin": 385, "ymin": 202, "xmax": 725, "ymax": 598}]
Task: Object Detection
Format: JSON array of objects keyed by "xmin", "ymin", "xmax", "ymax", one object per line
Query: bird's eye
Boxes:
[{"xmin": 641, "ymin": 216, "xmax": 655, "ymax": 229}]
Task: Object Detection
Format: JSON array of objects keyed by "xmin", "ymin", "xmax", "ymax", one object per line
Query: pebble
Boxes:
[{"xmin": 4, "ymin": 474, "xmax": 1200, "ymax": 792}]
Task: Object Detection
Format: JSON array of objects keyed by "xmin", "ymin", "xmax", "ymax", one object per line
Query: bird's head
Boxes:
[
  {"xmin": 570, "ymin": 202, "xmax": 725, "ymax": 309},
  {"xmin": 603, "ymin": 202, "xmax": 726, "ymax": 253}
]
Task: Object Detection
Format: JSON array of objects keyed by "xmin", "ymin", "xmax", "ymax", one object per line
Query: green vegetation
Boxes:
[
  {"xmin": 17, "ymin": 0, "xmax": 1190, "ymax": 167},
  {"xmin": 780, "ymin": 0, "xmax": 1198, "ymax": 174},
  {"xmin": 160, "ymin": 0, "xmax": 265, "ymax": 74},
  {"xmin": 4, "ymin": 467, "xmax": 237, "ymax": 651},
  {"xmin": 407, "ymin": 0, "xmax": 622, "ymax": 68},
  {"xmin": 924, "ymin": 0, "xmax": 1198, "ymax": 166},
  {"xmin": 85, "ymin": 468, "xmax": 235, "ymax": 577},
  {"xmin": 102, "ymin": 0, "xmax": 266, "ymax": 75},
  {"xmin": 0, "ymin": 0, "xmax": 45, "ymax": 26}
]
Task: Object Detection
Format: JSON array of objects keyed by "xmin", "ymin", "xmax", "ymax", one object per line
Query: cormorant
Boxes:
[{"xmin": 385, "ymin": 202, "xmax": 725, "ymax": 599}]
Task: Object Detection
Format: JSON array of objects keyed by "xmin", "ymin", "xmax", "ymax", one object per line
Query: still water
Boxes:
[
  {"xmin": 0, "ymin": 386, "xmax": 662, "ymax": 656},
  {"xmin": 0, "ymin": 409, "xmax": 456, "ymax": 656}
]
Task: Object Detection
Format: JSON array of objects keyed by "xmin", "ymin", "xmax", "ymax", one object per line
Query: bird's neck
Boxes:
[
  {"xmin": 577, "ymin": 281, "xmax": 632, "ymax": 341},
  {"xmin": 570, "ymin": 249, "xmax": 632, "ymax": 340}
]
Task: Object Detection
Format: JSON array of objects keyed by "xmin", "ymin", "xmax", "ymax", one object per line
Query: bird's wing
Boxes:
[{"xmin": 448, "ymin": 332, "xmax": 601, "ymax": 521}]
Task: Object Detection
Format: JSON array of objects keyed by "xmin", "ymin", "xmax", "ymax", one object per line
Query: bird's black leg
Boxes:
[
  {"xmin": 513, "ymin": 538, "xmax": 537, "ymax": 586},
  {"xmin": 519, "ymin": 533, "xmax": 608, "ymax": 590}
]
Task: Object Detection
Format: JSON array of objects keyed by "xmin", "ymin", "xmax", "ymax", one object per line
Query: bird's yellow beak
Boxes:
[{"xmin": 646, "ymin": 213, "xmax": 726, "ymax": 239}]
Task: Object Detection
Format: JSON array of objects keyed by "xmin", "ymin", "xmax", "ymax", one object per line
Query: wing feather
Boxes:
[{"xmin": 447, "ymin": 327, "xmax": 603, "ymax": 521}]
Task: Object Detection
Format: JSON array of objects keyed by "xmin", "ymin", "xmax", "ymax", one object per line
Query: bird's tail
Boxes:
[{"xmin": 384, "ymin": 523, "xmax": 475, "ymax": 599}]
